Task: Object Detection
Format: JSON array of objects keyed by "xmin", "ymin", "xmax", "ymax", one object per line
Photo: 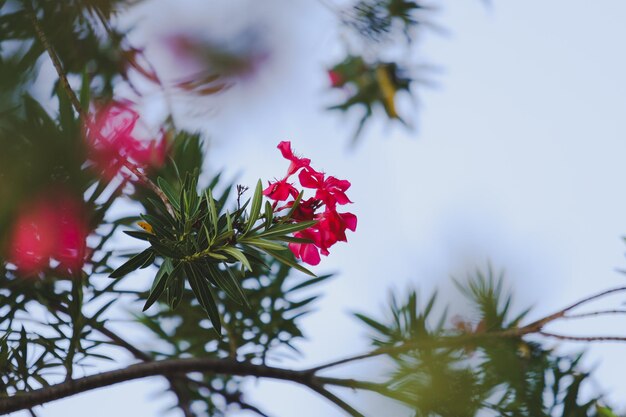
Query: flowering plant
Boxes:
[{"xmin": 263, "ymin": 141, "xmax": 357, "ymax": 265}]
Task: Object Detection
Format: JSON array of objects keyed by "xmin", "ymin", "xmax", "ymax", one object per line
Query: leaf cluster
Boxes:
[{"xmin": 356, "ymin": 268, "xmax": 621, "ymax": 417}]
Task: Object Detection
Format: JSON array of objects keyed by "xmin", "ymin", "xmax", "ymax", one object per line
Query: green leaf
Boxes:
[
  {"xmin": 186, "ymin": 264, "xmax": 222, "ymax": 335},
  {"xmin": 143, "ymin": 260, "xmax": 177, "ymax": 311},
  {"xmin": 79, "ymin": 69, "xmax": 91, "ymax": 110},
  {"xmin": 205, "ymin": 189, "xmax": 218, "ymax": 232},
  {"xmin": 245, "ymin": 180, "xmax": 263, "ymax": 234},
  {"xmin": 241, "ymin": 238, "xmax": 287, "ymax": 252},
  {"xmin": 123, "ymin": 230, "xmax": 152, "ymax": 241},
  {"xmin": 286, "ymin": 191, "xmax": 304, "ymax": 219},
  {"xmin": 272, "ymin": 236, "xmax": 314, "ymax": 244},
  {"xmin": 167, "ymin": 271, "xmax": 185, "ymax": 310},
  {"xmin": 206, "ymin": 263, "xmax": 249, "ymax": 307},
  {"xmin": 147, "ymin": 238, "xmax": 181, "ymax": 259},
  {"xmin": 220, "ymin": 247, "xmax": 252, "ymax": 271},
  {"xmin": 264, "ymin": 200, "xmax": 274, "ymax": 230},
  {"xmin": 256, "ymin": 221, "xmax": 318, "ymax": 239},
  {"xmin": 287, "ymin": 274, "xmax": 333, "ymax": 292},
  {"xmin": 257, "ymin": 247, "xmax": 316, "ymax": 277},
  {"xmin": 157, "ymin": 177, "xmax": 181, "ymax": 211},
  {"xmin": 354, "ymin": 313, "xmax": 389, "ymax": 334},
  {"xmin": 109, "ymin": 249, "xmax": 153, "ymax": 278}
]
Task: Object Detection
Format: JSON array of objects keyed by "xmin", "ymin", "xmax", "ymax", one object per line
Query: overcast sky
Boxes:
[{"xmin": 24, "ymin": 0, "xmax": 626, "ymax": 416}]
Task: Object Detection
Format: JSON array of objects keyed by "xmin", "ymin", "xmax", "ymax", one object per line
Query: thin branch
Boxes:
[
  {"xmin": 307, "ymin": 384, "xmax": 365, "ymax": 417},
  {"xmin": 519, "ymin": 286, "xmax": 626, "ymax": 333},
  {"xmin": 25, "ymin": 1, "xmax": 84, "ymax": 115},
  {"xmin": 309, "ymin": 287, "xmax": 626, "ymax": 373},
  {"xmin": 563, "ymin": 309, "xmax": 626, "ymax": 320},
  {"xmin": 538, "ymin": 331, "xmax": 626, "ymax": 343},
  {"xmin": 120, "ymin": 159, "xmax": 176, "ymax": 217}
]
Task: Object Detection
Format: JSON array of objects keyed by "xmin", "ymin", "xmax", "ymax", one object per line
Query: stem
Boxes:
[
  {"xmin": 518, "ymin": 286, "xmax": 626, "ymax": 333},
  {"xmin": 25, "ymin": 0, "xmax": 84, "ymax": 115},
  {"xmin": 120, "ymin": 160, "xmax": 176, "ymax": 217},
  {"xmin": 538, "ymin": 331, "xmax": 626, "ymax": 343}
]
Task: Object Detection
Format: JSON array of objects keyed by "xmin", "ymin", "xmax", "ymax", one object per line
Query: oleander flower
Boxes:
[
  {"xmin": 265, "ymin": 141, "xmax": 356, "ymax": 265},
  {"xmin": 85, "ymin": 101, "xmax": 167, "ymax": 180},
  {"xmin": 9, "ymin": 191, "xmax": 89, "ymax": 276}
]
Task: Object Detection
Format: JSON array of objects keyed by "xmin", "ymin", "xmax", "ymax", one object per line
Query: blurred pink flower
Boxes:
[
  {"xmin": 9, "ymin": 191, "xmax": 89, "ymax": 276},
  {"xmin": 85, "ymin": 101, "xmax": 167, "ymax": 180}
]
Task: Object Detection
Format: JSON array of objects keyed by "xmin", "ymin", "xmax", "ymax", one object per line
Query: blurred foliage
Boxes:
[
  {"xmin": 327, "ymin": 0, "xmax": 431, "ymax": 142},
  {"xmin": 135, "ymin": 260, "xmax": 331, "ymax": 415},
  {"xmin": 356, "ymin": 268, "xmax": 620, "ymax": 417}
]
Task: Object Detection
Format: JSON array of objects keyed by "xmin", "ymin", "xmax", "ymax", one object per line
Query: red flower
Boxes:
[
  {"xmin": 328, "ymin": 70, "xmax": 343, "ymax": 87},
  {"xmin": 9, "ymin": 191, "xmax": 89, "ymax": 276},
  {"xmin": 298, "ymin": 166, "xmax": 325, "ymax": 189},
  {"xmin": 265, "ymin": 141, "xmax": 356, "ymax": 266},
  {"xmin": 85, "ymin": 101, "xmax": 167, "ymax": 180},
  {"xmin": 317, "ymin": 177, "xmax": 352, "ymax": 207},
  {"xmin": 277, "ymin": 141, "xmax": 310, "ymax": 176},
  {"xmin": 315, "ymin": 209, "xmax": 357, "ymax": 255},
  {"xmin": 263, "ymin": 178, "xmax": 298, "ymax": 201},
  {"xmin": 289, "ymin": 229, "xmax": 321, "ymax": 266}
]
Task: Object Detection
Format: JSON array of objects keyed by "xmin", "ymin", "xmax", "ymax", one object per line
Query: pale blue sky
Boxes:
[{"xmin": 24, "ymin": 0, "xmax": 626, "ymax": 416}]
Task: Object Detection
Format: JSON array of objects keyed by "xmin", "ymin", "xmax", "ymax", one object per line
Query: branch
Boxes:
[
  {"xmin": 538, "ymin": 331, "xmax": 626, "ymax": 343},
  {"xmin": 0, "ymin": 358, "xmax": 368, "ymax": 415},
  {"xmin": 95, "ymin": 325, "xmax": 194, "ymax": 417},
  {"xmin": 25, "ymin": 0, "xmax": 84, "ymax": 115},
  {"xmin": 518, "ymin": 286, "xmax": 626, "ymax": 333}
]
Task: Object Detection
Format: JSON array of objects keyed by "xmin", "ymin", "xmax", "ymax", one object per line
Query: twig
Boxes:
[
  {"xmin": 307, "ymin": 384, "xmax": 365, "ymax": 417},
  {"xmin": 538, "ymin": 331, "xmax": 626, "ymax": 343},
  {"xmin": 120, "ymin": 159, "xmax": 176, "ymax": 217},
  {"xmin": 517, "ymin": 286, "xmax": 626, "ymax": 333},
  {"xmin": 25, "ymin": 0, "xmax": 83, "ymax": 115},
  {"xmin": 562, "ymin": 309, "xmax": 626, "ymax": 320}
]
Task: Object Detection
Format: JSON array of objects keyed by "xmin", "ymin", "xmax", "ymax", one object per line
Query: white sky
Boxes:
[{"xmin": 24, "ymin": 0, "xmax": 626, "ymax": 416}]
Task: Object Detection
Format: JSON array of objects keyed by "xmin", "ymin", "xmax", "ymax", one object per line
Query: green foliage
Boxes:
[
  {"xmin": 135, "ymin": 259, "xmax": 332, "ymax": 415},
  {"xmin": 356, "ymin": 269, "xmax": 619, "ymax": 417}
]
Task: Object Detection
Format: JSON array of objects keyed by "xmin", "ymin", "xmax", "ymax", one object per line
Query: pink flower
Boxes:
[
  {"xmin": 315, "ymin": 176, "xmax": 352, "ymax": 208},
  {"xmin": 85, "ymin": 101, "xmax": 167, "ymax": 180},
  {"xmin": 9, "ymin": 191, "xmax": 89, "ymax": 276},
  {"xmin": 263, "ymin": 178, "xmax": 299, "ymax": 201},
  {"xmin": 277, "ymin": 141, "xmax": 310, "ymax": 176},
  {"xmin": 289, "ymin": 229, "xmax": 322, "ymax": 266},
  {"xmin": 265, "ymin": 141, "xmax": 357, "ymax": 266},
  {"xmin": 328, "ymin": 70, "xmax": 343, "ymax": 87}
]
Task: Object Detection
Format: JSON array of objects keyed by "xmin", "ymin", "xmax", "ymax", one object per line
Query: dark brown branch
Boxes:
[
  {"xmin": 95, "ymin": 325, "xmax": 194, "ymax": 417},
  {"xmin": 0, "ymin": 358, "xmax": 366, "ymax": 415},
  {"xmin": 307, "ymin": 385, "xmax": 365, "ymax": 417}
]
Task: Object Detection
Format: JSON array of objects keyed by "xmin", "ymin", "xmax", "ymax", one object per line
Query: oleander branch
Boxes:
[{"xmin": 0, "ymin": 358, "xmax": 367, "ymax": 416}]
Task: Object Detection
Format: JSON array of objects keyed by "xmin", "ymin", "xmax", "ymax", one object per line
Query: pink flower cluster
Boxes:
[
  {"xmin": 9, "ymin": 191, "xmax": 89, "ymax": 276},
  {"xmin": 85, "ymin": 101, "xmax": 167, "ymax": 180},
  {"xmin": 263, "ymin": 141, "xmax": 357, "ymax": 266}
]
